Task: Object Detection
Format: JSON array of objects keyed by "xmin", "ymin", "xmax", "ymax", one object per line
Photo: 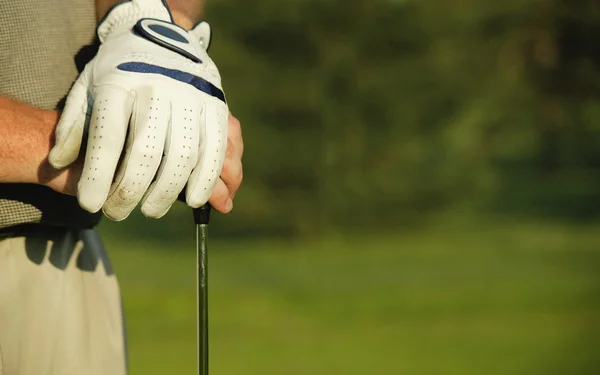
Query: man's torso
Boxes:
[{"xmin": 0, "ymin": 0, "xmax": 101, "ymax": 229}]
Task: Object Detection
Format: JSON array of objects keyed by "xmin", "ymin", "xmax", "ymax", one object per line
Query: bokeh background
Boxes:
[{"xmin": 99, "ymin": 0, "xmax": 600, "ymax": 373}]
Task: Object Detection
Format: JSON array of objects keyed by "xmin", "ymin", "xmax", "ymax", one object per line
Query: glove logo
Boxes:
[
  {"xmin": 147, "ymin": 24, "xmax": 189, "ymax": 44},
  {"xmin": 135, "ymin": 18, "xmax": 202, "ymax": 63}
]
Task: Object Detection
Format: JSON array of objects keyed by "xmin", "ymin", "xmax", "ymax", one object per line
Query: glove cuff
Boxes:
[{"xmin": 97, "ymin": 0, "xmax": 173, "ymax": 43}]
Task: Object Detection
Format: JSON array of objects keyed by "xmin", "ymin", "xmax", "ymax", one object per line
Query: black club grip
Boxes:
[{"xmin": 177, "ymin": 191, "xmax": 212, "ymax": 225}]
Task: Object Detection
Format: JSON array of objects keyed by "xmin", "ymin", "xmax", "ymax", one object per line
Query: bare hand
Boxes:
[{"xmin": 207, "ymin": 112, "xmax": 244, "ymax": 214}]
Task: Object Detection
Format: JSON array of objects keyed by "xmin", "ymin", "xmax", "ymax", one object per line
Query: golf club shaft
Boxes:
[
  {"xmin": 193, "ymin": 204, "xmax": 212, "ymax": 375},
  {"xmin": 177, "ymin": 193, "xmax": 211, "ymax": 375},
  {"xmin": 197, "ymin": 222, "xmax": 209, "ymax": 375}
]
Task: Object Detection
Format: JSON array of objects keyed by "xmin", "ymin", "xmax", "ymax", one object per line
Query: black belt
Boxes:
[{"xmin": 0, "ymin": 183, "xmax": 102, "ymax": 232}]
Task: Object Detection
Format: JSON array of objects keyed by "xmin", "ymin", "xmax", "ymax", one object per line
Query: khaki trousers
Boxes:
[{"xmin": 0, "ymin": 228, "xmax": 127, "ymax": 375}]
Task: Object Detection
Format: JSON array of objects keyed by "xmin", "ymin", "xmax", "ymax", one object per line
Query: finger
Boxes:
[
  {"xmin": 220, "ymin": 138, "xmax": 243, "ymax": 198},
  {"xmin": 186, "ymin": 101, "xmax": 228, "ymax": 208},
  {"xmin": 228, "ymin": 112, "xmax": 244, "ymax": 159},
  {"xmin": 102, "ymin": 87, "xmax": 169, "ymax": 221},
  {"xmin": 208, "ymin": 178, "xmax": 232, "ymax": 214},
  {"xmin": 140, "ymin": 98, "xmax": 200, "ymax": 218},
  {"xmin": 77, "ymin": 85, "xmax": 134, "ymax": 213},
  {"xmin": 48, "ymin": 67, "xmax": 92, "ymax": 169}
]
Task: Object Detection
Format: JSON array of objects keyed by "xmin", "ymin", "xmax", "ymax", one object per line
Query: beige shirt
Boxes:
[{"xmin": 0, "ymin": 0, "xmax": 101, "ymax": 229}]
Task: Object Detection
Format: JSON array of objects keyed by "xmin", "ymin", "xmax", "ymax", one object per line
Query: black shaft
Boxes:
[
  {"xmin": 197, "ymin": 222, "xmax": 209, "ymax": 375},
  {"xmin": 177, "ymin": 192, "xmax": 212, "ymax": 375},
  {"xmin": 193, "ymin": 204, "xmax": 211, "ymax": 375}
]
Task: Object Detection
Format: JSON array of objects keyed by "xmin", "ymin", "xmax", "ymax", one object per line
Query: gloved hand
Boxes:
[{"xmin": 49, "ymin": 0, "xmax": 228, "ymax": 221}]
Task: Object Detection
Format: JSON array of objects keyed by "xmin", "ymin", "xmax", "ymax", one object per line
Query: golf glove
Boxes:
[{"xmin": 49, "ymin": 0, "xmax": 228, "ymax": 220}]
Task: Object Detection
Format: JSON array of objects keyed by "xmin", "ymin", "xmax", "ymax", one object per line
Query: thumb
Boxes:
[
  {"xmin": 190, "ymin": 21, "xmax": 212, "ymax": 51},
  {"xmin": 49, "ymin": 66, "xmax": 92, "ymax": 169}
]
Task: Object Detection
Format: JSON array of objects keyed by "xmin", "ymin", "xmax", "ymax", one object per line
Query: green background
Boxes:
[{"xmin": 98, "ymin": 0, "xmax": 600, "ymax": 373}]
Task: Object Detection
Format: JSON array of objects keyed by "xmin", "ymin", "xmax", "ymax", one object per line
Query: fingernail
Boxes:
[{"xmin": 225, "ymin": 198, "xmax": 233, "ymax": 212}]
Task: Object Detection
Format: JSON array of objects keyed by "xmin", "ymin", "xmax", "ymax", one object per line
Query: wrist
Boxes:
[
  {"xmin": 170, "ymin": 10, "xmax": 195, "ymax": 30},
  {"xmin": 37, "ymin": 111, "xmax": 80, "ymax": 196}
]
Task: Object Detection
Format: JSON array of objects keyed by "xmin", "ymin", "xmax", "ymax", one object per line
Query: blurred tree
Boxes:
[{"xmin": 101, "ymin": 0, "xmax": 600, "ymax": 242}]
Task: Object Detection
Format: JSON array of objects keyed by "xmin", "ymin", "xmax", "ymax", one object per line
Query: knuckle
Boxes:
[
  {"xmin": 229, "ymin": 116, "xmax": 241, "ymax": 128},
  {"xmin": 237, "ymin": 167, "xmax": 244, "ymax": 184},
  {"xmin": 221, "ymin": 161, "xmax": 243, "ymax": 191},
  {"xmin": 226, "ymin": 136, "xmax": 244, "ymax": 159},
  {"xmin": 221, "ymin": 158, "xmax": 241, "ymax": 179},
  {"xmin": 225, "ymin": 139, "xmax": 234, "ymax": 158},
  {"xmin": 220, "ymin": 160, "xmax": 229, "ymax": 176},
  {"xmin": 232, "ymin": 164, "xmax": 243, "ymax": 186},
  {"xmin": 115, "ymin": 186, "xmax": 136, "ymax": 202},
  {"xmin": 228, "ymin": 116, "xmax": 242, "ymax": 135},
  {"xmin": 212, "ymin": 182, "xmax": 229, "ymax": 200}
]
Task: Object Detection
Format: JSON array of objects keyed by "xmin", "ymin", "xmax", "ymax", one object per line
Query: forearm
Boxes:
[
  {"xmin": 96, "ymin": 0, "xmax": 205, "ymax": 30},
  {"xmin": 0, "ymin": 97, "xmax": 74, "ymax": 192}
]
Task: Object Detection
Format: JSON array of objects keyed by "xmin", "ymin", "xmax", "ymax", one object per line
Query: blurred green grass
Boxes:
[{"xmin": 102, "ymin": 219, "xmax": 600, "ymax": 375}]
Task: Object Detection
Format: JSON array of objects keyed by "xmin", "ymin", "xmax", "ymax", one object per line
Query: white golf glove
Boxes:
[{"xmin": 49, "ymin": 0, "xmax": 228, "ymax": 221}]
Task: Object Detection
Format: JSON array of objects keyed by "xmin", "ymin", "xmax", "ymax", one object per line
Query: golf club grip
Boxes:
[
  {"xmin": 193, "ymin": 204, "xmax": 212, "ymax": 225},
  {"xmin": 177, "ymin": 191, "xmax": 212, "ymax": 225}
]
